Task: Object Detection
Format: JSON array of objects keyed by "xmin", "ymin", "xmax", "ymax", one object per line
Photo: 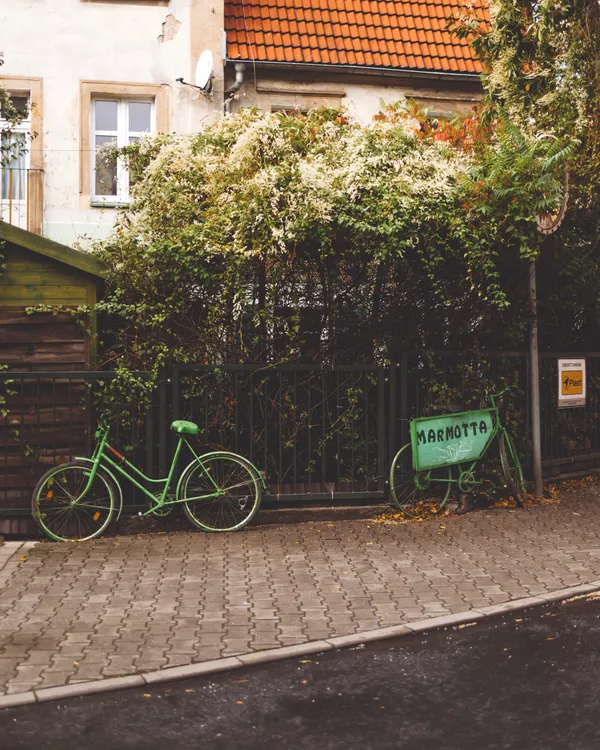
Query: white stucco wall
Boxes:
[{"xmin": 1, "ymin": 0, "xmax": 224, "ymax": 246}]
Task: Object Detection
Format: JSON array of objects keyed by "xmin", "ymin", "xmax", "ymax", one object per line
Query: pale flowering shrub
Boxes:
[{"xmin": 94, "ymin": 104, "xmax": 528, "ymax": 369}]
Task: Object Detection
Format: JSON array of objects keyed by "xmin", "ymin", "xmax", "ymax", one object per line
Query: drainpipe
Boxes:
[{"xmin": 224, "ymin": 63, "xmax": 246, "ymax": 113}]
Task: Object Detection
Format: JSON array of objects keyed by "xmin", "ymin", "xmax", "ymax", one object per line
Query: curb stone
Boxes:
[
  {"xmin": 326, "ymin": 625, "xmax": 413, "ymax": 648},
  {"xmin": 36, "ymin": 676, "xmax": 145, "ymax": 703},
  {"xmin": 0, "ymin": 692, "xmax": 36, "ymax": 709},
  {"xmin": 404, "ymin": 611, "xmax": 486, "ymax": 633},
  {"xmin": 1, "ymin": 582, "xmax": 600, "ymax": 710},
  {"xmin": 238, "ymin": 640, "xmax": 333, "ymax": 666},
  {"xmin": 476, "ymin": 597, "xmax": 547, "ymax": 616},
  {"xmin": 538, "ymin": 583, "xmax": 600, "ymax": 603},
  {"xmin": 142, "ymin": 657, "xmax": 243, "ymax": 685}
]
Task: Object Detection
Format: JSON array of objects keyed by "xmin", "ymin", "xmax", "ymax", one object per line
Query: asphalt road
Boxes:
[{"xmin": 2, "ymin": 596, "xmax": 600, "ymax": 750}]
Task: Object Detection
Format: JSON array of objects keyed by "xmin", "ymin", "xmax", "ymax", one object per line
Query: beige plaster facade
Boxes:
[{"xmin": 1, "ymin": 0, "xmax": 224, "ymax": 245}]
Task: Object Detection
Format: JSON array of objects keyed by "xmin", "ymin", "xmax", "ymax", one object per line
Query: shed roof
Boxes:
[
  {"xmin": 225, "ymin": 0, "xmax": 487, "ymax": 75},
  {"xmin": 0, "ymin": 222, "xmax": 105, "ymax": 279}
]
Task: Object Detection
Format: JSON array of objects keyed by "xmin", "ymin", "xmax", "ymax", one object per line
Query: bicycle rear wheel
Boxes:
[
  {"xmin": 499, "ymin": 434, "xmax": 524, "ymax": 506},
  {"xmin": 179, "ymin": 453, "xmax": 262, "ymax": 532},
  {"xmin": 389, "ymin": 443, "xmax": 453, "ymax": 516},
  {"xmin": 32, "ymin": 461, "xmax": 116, "ymax": 541}
]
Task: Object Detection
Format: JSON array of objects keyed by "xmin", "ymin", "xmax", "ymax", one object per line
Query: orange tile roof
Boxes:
[{"xmin": 225, "ymin": 0, "xmax": 487, "ymax": 74}]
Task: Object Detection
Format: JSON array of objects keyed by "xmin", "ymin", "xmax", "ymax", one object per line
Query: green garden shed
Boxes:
[
  {"xmin": 0, "ymin": 221, "xmax": 104, "ymax": 369},
  {"xmin": 0, "ymin": 221, "xmax": 105, "ymax": 534}
]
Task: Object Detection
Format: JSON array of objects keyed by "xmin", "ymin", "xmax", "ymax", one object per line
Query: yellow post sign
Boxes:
[{"xmin": 558, "ymin": 358, "xmax": 586, "ymax": 408}]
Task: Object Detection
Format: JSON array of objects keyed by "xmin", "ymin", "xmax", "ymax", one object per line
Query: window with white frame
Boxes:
[{"xmin": 92, "ymin": 98, "xmax": 153, "ymax": 204}]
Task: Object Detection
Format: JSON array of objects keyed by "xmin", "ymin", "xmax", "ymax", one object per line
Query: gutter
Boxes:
[
  {"xmin": 225, "ymin": 58, "xmax": 481, "ymax": 85},
  {"xmin": 224, "ymin": 62, "xmax": 247, "ymax": 113}
]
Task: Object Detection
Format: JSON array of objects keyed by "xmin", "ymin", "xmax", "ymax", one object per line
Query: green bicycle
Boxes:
[
  {"xmin": 32, "ymin": 420, "xmax": 265, "ymax": 542},
  {"xmin": 389, "ymin": 386, "xmax": 525, "ymax": 515}
]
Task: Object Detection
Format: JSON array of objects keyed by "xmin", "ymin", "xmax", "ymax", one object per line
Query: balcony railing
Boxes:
[{"xmin": 0, "ymin": 167, "xmax": 43, "ymax": 234}]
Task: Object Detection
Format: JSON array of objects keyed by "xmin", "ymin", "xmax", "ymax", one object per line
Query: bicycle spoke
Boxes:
[
  {"xmin": 180, "ymin": 455, "xmax": 261, "ymax": 532},
  {"xmin": 33, "ymin": 464, "xmax": 115, "ymax": 542}
]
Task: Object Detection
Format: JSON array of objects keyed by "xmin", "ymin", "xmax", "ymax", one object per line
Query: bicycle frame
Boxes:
[{"xmin": 75, "ymin": 424, "xmax": 265, "ymax": 516}]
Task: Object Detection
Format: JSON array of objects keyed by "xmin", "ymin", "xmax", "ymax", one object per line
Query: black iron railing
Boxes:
[{"xmin": 2, "ymin": 354, "xmax": 600, "ymax": 518}]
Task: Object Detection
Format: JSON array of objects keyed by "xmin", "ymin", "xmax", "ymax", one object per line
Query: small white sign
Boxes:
[{"xmin": 558, "ymin": 358, "xmax": 586, "ymax": 408}]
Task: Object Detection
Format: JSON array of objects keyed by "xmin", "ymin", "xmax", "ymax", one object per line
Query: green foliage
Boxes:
[
  {"xmin": 94, "ymin": 104, "xmax": 570, "ymax": 383},
  {"xmin": 451, "ymin": 0, "xmax": 600, "ymax": 350}
]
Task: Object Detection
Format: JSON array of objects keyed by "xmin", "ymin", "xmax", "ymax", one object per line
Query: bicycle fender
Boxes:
[{"xmin": 177, "ymin": 452, "xmax": 267, "ymax": 493}]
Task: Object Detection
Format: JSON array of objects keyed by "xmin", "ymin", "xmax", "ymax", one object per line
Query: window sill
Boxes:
[{"xmin": 90, "ymin": 200, "xmax": 130, "ymax": 209}]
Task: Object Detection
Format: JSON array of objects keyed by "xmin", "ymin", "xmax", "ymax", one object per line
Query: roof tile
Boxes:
[{"xmin": 225, "ymin": 0, "xmax": 486, "ymax": 74}]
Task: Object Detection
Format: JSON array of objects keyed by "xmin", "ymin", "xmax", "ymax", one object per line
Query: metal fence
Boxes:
[
  {"xmin": 0, "ymin": 371, "xmax": 154, "ymax": 521},
  {"xmin": 171, "ymin": 365, "xmax": 387, "ymax": 502},
  {"xmin": 2, "ymin": 353, "xmax": 600, "ymax": 521}
]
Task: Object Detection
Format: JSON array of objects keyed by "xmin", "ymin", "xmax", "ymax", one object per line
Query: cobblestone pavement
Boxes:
[{"xmin": 2, "ymin": 489, "xmax": 600, "ymax": 696}]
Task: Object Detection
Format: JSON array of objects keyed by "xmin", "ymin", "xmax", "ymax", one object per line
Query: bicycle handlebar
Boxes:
[
  {"xmin": 95, "ymin": 421, "xmax": 110, "ymax": 439},
  {"xmin": 490, "ymin": 385, "xmax": 515, "ymax": 408}
]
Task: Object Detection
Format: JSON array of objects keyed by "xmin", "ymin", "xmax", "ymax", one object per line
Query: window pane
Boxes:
[
  {"xmin": 129, "ymin": 101, "xmax": 151, "ymax": 133},
  {"xmin": 1, "ymin": 95, "xmax": 29, "ymax": 120},
  {"xmin": 95, "ymin": 135, "xmax": 117, "ymax": 196},
  {"xmin": 1, "ymin": 135, "xmax": 27, "ymax": 200},
  {"xmin": 95, "ymin": 100, "xmax": 118, "ymax": 131},
  {"xmin": 1, "ymin": 133, "xmax": 28, "ymax": 170}
]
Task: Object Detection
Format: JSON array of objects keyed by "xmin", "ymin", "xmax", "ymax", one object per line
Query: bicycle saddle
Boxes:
[{"xmin": 170, "ymin": 420, "xmax": 199, "ymax": 436}]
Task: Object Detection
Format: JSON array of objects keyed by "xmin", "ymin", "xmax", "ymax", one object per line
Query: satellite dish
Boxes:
[{"xmin": 195, "ymin": 50, "xmax": 213, "ymax": 91}]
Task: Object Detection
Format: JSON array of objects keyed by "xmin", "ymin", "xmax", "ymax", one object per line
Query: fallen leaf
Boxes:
[
  {"xmin": 143, "ymin": 694, "xmax": 151, "ymax": 698},
  {"xmin": 504, "ymin": 648, "xmax": 509, "ymax": 652},
  {"xmin": 299, "ymin": 660, "xmax": 312, "ymax": 664},
  {"xmin": 73, "ymin": 661, "xmax": 79, "ymax": 665},
  {"xmin": 301, "ymin": 680, "xmax": 308, "ymax": 685},
  {"xmin": 546, "ymin": 637, "xmax": 555, "ymax": 641},
  {"xmin": 184, "ymin": 689, "xmax": 195, "ymax": 693},
  {"xmin": 231, "ymin": 679, "xmax": 249, "ymax": 684},
  {"xmin": 515, "ymin": 618, "xmax": 523, "ymax": 622},
  {"xmin": 236, "ymin": 700, "xmax": 244, "ymax": 705},
  {"xmin": 20, "ymin": 557, "xmax": 27, "ymax": 562}
]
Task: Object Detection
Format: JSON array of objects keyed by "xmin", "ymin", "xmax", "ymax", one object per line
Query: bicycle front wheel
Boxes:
[
  {"xmin": 32, "ymin": 461, "xmax": 116, "ymax": 542},
  {"xmin": 389, "ymin": 443, "xmax": 452, "ymax": 515},
  {"xmin": 499, "ymin": 434, "xmax": 524, "ymax": 505},
  {"xmin": 179, "ymin": 453, "xmax": 262, "ymax": 532}
]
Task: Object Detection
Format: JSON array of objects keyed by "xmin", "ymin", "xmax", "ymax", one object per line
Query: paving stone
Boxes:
[{"xmin": 4, "ymin": 492, "xmax": 600, "ymax": 697}]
